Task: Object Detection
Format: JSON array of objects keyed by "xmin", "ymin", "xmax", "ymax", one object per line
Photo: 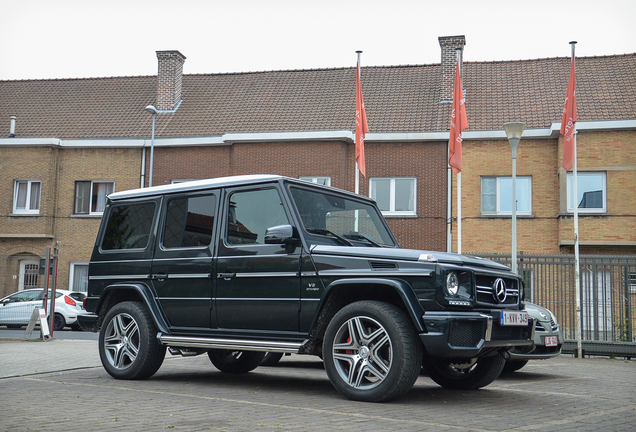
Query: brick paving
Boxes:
[{"xmin": 1, "ymin": 338, "xmax": 635, "ymax": 431}]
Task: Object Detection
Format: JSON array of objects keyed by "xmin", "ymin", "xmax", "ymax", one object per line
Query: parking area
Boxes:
[{"xmin": 1, "ymin": 338, "xmax": 635, "ymax": 431}]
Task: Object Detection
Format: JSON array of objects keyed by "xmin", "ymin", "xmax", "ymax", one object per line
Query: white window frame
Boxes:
[
  {"xmin": 299, "ymin": 176, "xmax": 331, "ymax": 187},
  {"xmin": 481, "ymin": 176, "xmax": 532, "ymax": 216},
  {"xmin": 74, "ymin": 180, "xmax": 114, "ymax": 215},
  {"xmin": 567, "ymin": 172, "xmax": 606, "ymax": 213},
  {"xmin": 69, "ymin": 262, "xmax": 89, "ymax": 293},
  {"xmin": 13, "ymin": 180, "xmax": 41, "ymax": 214},
  {"xmin": 369, "ymin": 177, "xmax": 417, "ymax": 216}
]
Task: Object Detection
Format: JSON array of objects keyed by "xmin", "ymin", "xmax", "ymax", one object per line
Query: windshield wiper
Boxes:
[
  {"xmin": 306, "ymin": 228, "xmax": 354, "ymax": 246},
  {"xmin": 344, "ymin": 231, "xmax": 383, "ymax": 247}
]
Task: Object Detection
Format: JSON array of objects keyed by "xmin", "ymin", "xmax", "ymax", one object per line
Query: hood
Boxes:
[{"xmin": 310, "ymin": 245, "xmax": 512, "ymax": 272}]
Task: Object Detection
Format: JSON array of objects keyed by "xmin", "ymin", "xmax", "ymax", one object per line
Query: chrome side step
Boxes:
[{"xmin": 158, "ymin": 333, "xmax": 303, "ymax": 353}]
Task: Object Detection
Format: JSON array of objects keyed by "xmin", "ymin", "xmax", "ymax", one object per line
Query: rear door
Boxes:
[{"xmin": 151, "ymin": 191, "xmax": 219, "ymax": 330}]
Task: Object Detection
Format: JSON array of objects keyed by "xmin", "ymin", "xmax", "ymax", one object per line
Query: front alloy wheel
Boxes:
[
  {"xmin": 324, "ymin": 301, "xmax": 422, "ymax": 402},
  {"xmin": 99, "ymin": 301, "xmax": 166, "ymax": 380}
]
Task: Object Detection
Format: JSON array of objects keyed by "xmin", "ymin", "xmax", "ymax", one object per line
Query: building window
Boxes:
[
  {"xmin": 69, "ymin": 263, "xmax": 89, "ymax": 292},
  {"xmin": 628, "ymin": 273, "xmax": 636, "ymax": 295},
  {"xmin": 300, "ymin": 176, "xmax": 331, "ymax": 187},
  {"xmin": 567, "ymin": 172, "xmax": 606, "ymax": 213},
  {"xmin": 481, "ymin": 176, "xmax": 532, "ymax": 215},
  {"xmin": 13, "ymin": 180, "xmax": 41, "ymax": 214},
  {"xmin": 75, "ymin": 181, "xmax": 114, "ymax": 215},
  {"xmin": 369, "ymin": 177, "xmax": 416, "ymax": 216}
]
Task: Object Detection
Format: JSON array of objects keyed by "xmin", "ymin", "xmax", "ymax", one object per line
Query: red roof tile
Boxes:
[{"xmin": 1, "ymin": 54, "xmax": 634, "ymax": 140}]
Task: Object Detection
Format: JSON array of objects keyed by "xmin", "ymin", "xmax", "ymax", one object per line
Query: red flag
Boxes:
[
  {"xmin": 560, "ymin": 55, "xmax": 577, "ymax": 171},
  {"xmin": 355, "ymin": 62, "xmax": 369, "ymax": 177},
  {"xmin": 449, "ymin": 60, "xmax": 468, "ymax": 174}
]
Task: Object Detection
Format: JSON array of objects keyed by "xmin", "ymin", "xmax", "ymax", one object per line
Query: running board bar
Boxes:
[{"xmin": 157, "ymin": 333, "xmax": 303, "ymax": 353}]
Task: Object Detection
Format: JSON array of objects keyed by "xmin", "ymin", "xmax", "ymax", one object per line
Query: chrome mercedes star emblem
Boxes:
[{"xmin": 493, "ymin": 278, "xmax": 507, "ymax": 303}]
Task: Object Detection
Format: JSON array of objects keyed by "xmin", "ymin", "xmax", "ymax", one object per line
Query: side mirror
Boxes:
[{"xmin": 264, "ymin": 224, "xmax": 300, "ymax": 245}]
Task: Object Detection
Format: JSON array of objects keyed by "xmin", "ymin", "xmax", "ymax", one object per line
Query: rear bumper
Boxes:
[
  {"xmin": 420, "ymin": 311, "xmax": 535, "ymax": 358},
  {"xmin": 77, "ymin": 313, "xmax": 99, "ymax": 332}
]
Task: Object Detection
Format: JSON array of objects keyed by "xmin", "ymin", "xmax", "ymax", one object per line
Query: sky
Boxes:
[{"xmin": 1, "ymin": 0, "xmax": 635, "ymax": 81}]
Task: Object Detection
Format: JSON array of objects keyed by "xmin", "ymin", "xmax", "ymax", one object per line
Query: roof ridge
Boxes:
[{"xmin": 464, "ymin": 52, "xmax": 636, "ymax": 65}]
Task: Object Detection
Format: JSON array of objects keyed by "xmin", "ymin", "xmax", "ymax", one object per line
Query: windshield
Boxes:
[{"xmin": 289, "ymin": 186, "xmax": 396, "ymax": 247}]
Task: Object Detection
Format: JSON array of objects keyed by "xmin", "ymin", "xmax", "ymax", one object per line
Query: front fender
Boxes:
[
  {"xmin": 95, "ymin": 282, "xmax": 170, "ymax": 334},
  {"xmin": 320, "ymin": 277, "xmax": 425, "ymax": 332}
]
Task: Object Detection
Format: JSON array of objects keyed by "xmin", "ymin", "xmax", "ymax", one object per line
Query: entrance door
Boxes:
[{"xmin": 19, "ymin": 260, "xmax": 39, "ymax": 291}]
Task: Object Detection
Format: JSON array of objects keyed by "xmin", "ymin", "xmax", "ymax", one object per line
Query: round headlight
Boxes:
[{"xmin": 446, "ymin": 272, "xmax": 459, "ymax": 296}]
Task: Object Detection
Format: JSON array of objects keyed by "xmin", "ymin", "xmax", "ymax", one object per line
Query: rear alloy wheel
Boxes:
[
  {"xmin": 260, "ymin": 352, "xmax": 284, "ymax": 366},
  {"xmin": 323, "ymin": 301, "xmax": 422, "ymax": 402},
  {"xmin": 208, "ymin": 350, "xmax": 265, "ymax": 373},
  {"xmin": 99, "ymin": 301, "xmax": 166, "ymax": 380},
  {"xmin": 423, "ymin": 354, "xmax": 505, "ymax": 390}
]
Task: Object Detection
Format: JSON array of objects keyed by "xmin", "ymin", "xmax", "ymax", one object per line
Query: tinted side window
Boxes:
[
  {"xmin": 101, "ymin": 202, "xmax": 156, "ymax": 250},
  {"xmin": 163, "ymin": 195, "xmax": 216, "ymax": 248},
  {"xmin": 227, "ymin": 188, "xmax": 289, "ymax": 245}
]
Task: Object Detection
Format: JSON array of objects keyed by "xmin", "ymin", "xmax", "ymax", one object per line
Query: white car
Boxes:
[
  {"xmin": 502, "ymin": 302, "xmax": 563, "ymax": 373},
  {"xmin": 0, "ymin": 289, "xmax": 87, "ymax": 331}
]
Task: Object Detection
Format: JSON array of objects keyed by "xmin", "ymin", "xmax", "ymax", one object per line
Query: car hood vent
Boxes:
[{"xmin": 369, "ymin": 261, "xmax": 398, "ymax": 270}]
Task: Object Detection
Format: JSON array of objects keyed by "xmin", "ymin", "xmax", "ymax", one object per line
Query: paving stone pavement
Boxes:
[{"xmin": 1, "ymin": 338, "xmax": 635, "ymax": 431}]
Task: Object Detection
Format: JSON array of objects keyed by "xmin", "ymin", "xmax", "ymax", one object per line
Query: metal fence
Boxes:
[{"xmin": 473, "ymin": 252, "xmax": 636, "ymax": 355}]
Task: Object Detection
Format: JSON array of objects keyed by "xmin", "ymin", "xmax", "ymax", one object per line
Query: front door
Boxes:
[
  {"xmin": 215, "ymin": 186, "xmax": 301, "ymax": 332},
  {"xmin": 152, "ymin": 191, "xmax": 219, "ymax": 330}
]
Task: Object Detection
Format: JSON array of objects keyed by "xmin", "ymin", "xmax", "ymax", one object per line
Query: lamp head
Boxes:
[
  {"xmin": 504, "ymin": 122, "xmax": 525, "ymax": 141},
  {"xmin": 145, "ymin": 105, "xmax": 158, "ymax": 115}
]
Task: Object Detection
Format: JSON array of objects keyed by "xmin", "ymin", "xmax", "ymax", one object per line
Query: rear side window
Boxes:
[
  {"xmin": 101, "ymin": 202, "xmax": 156, "ymax": 250},
  {"xmin": 162, "ymin": 195, "xmax": 216, "ymax": 248}
]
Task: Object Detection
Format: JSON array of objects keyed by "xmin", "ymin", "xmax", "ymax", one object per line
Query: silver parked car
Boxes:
[
  {"xmin": 502, "ymin": 302, "xmax": 563, "ymax": 373},
  {"xmin": 0, "ymin": 288, "xmax": 87, "ymax": 331}
]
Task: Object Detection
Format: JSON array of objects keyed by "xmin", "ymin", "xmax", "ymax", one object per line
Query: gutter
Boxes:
[{"xmin": 0, "ymin": 120, "xmax": 633, "ymax": 148}]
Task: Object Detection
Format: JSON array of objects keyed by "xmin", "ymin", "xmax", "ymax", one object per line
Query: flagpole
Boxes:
[
  {"xmin": 456, "ymin": 48, "xmax": 462, "ymax": 255},
  {"xmin": 355, "ymin": 50, "xmax": 362, "ymax": 198},
  {"xmin": 569, "ymin": 41, "xmax": 582, "ymax": 359},
  {"xmin": 355, "ymin": 51, "xmax": 363, "ymax": 231}
]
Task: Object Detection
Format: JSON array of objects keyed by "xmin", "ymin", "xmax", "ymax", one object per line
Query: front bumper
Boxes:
[{"xmin": 420, "ymin": 311, "xmax": 535, "ymax": 358}]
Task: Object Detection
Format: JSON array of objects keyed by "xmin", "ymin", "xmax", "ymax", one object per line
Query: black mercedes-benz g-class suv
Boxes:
[{"xmin": 79, "ymin": 175, "xmax": 534, "ymax": 402}]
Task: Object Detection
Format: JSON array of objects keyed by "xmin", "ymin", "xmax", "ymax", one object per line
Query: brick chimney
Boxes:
[
  {"xmin": 438, "ymin": 35, "xmax": 466, "ymax": 102},
  {"xmin": 156, "ymin": 50, "xmax": 186, "ymax": 111}
]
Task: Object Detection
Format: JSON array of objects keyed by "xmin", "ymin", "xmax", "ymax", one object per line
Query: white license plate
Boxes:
[
  {"xmin": 544, "ymin": 336, "xmax": 558, "ymax": 347},
  {"xmin": 500, "ymin": 310, "xmax": 529, "ymax": 326}
]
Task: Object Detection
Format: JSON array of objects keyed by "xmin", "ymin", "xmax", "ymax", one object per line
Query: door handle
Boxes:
[
  {"xmin": 152, "ymin": 273, "xmax": 168, "ymax": 281},
  {"xmin": 217, "ymin": 272, "xmax": 236, "ymax": 280}
]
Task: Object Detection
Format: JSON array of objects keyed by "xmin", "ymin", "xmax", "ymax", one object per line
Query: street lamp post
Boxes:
[
  {"xmin": 504, "ymin": 122, "xmax": 525, "ymax": 274},
  {"xmin": 145, "ymin": 105, "xmax": 158, "ymax": 187}
]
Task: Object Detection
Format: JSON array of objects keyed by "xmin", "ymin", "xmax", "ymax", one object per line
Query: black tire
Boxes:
[
  {"xmin": 501, "ymin": 359, "xmax": 529, "ymax": 374},
  {"xmin": 53, "ymin": 313, "xmax": 65, "ymax": 331},
  {"xmin": 422, "ymin": 354, "xmax": 506, "ymax": 390},
  {"xmin": 208, "ymin": 350, "xmax": 266, "ymax": 373},
  {"xmin": 260, "ymin": 352, "xmax": 284, "ymax": 366},
  {"xmin": 98, "ymin": 301, "xmax": 166, "ymax": 380},
  {"xmin": 5, "ymin": 324, "xmax": 23, "ymax": 329},
  {"xmin": 323, "ymin": 300, "xmax": 422, "ymax": 402}
]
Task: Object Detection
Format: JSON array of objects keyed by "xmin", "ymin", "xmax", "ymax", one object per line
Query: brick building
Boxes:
[{"xmin": 1, "ymin": 36, "xmax": 634, "ymax": 297}]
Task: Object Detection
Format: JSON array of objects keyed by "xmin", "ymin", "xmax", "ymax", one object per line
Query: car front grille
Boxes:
[{"xmin": 475, "ymin": 274, "xmax": 520, "ymax": 308}]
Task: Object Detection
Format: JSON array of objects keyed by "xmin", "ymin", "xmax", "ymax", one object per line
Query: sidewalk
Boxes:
[{"xmin": 0, "ymin": 338, "xmax": 101, "ymax": 378}]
